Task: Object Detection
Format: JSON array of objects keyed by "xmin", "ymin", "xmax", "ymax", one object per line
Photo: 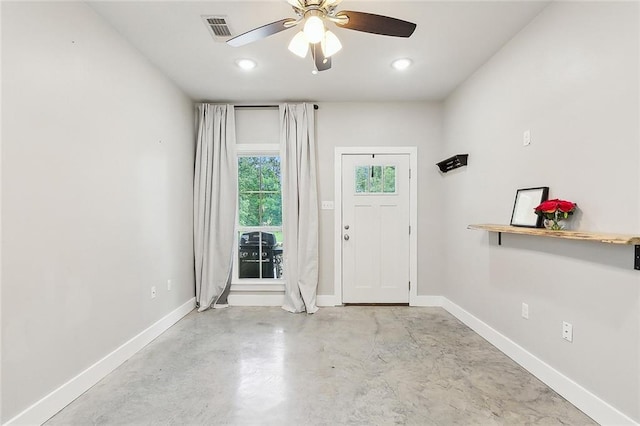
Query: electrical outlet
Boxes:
[
  {"xmin": 151, "ymin": 286, "xmax": 157, "ymax": 299},
  {"xmin": 521, "ymin": 303, "xmax": 529, "ymax": 319},
  {"xmin": 562, "ymin": 321, "xmax": 573, "ymax": 342},
  {"xmin": 523, "ymin": 130, "xmax": 531, "ymax": 146},
  {"xmin": 167, "ymin": 279, "xmax": 172, "ymax": 291}
]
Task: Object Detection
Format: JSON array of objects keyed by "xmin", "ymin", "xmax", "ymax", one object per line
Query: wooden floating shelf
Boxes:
[
  {"xmin": 468, "ymin": 224, "xmax": 640, "ymax": 245},
  {"xmin": 468, "ymin": 224, "xmax": 640, "ymax": 270}
]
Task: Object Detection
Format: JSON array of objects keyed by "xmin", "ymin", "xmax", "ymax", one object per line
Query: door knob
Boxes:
[{"xmin": 344, "ymin": 234, "xmax": 350, "ymax": 241}]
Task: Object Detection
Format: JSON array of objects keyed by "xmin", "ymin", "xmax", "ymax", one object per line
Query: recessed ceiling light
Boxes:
[
  {"xmin": 391, "ymin": 58, "xmax": 412, "ymax": 71},
  {"xmin": 236, "ymin": 59, "xmax": 257, "ymax": 70}
]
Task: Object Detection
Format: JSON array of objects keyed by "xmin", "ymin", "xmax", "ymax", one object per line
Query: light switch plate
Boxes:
[{"xmin": 321, "ymin": 201, "xmax": 334, "ymax": 210}]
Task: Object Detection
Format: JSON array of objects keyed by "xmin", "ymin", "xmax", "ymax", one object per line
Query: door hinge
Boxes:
[
  {"xmin": 409, "ymin": 168, "xmax": 411, "ymax": 179},
  {"xmin": 409, "ymin": 281, "xmax": 411, "ymax": 290},
  {"xmin": 409, "ymin": 225, "xmax": 411, "ymax": 235}
]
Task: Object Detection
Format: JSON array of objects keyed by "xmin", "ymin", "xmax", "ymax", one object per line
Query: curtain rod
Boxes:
[{"xmin": 234, "ymin": 104, "xmax": 319, "ymax": 110}]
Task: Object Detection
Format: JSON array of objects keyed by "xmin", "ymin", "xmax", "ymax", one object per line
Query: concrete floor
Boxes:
[{"xmin": 47, "ymin": 307, "xmax": 595, "ymax": 425}]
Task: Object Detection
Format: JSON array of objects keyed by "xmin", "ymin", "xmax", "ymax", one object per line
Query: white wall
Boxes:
[
  {"xmin": 231, "ymin": 102, "xmax": 445, "ymax": 302},
  {"xmin": 1, "ymin": 2, "xmax": 195, "ymax": 422},
  {"xmin": 235, "ymin": 107, "xmax": 280, "ymax": 145},
  {"xmin": 442, "ymin": 1, "xmax": 639, "ymax": 422},
  {"xmin": 316, "ymin": 102, "xmax": 444, "ymax": 297}
]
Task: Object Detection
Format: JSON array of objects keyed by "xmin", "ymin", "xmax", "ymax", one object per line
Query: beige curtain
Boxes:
[
  {"xmin": 280, "ymin": 103, "xmax": 319, "ymax": 314},
  {"xmin": 193, "ymin": 104, "xmax": 237, "ymax": 312}
]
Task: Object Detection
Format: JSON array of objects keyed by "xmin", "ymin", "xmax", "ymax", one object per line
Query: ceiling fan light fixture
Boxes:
[
  {"xmin": 321, "ymin": 30, "xmax": 342, "ymax": 58},
  {"xmin": 303, "ymin": 15, "xmax": 325, "ymax": 44},
  {"xmin": 391, "ymin": 58, "xmax": 412, "ymax": 71},
  {"xmin": 288, "ymin": 31, "xmax": 310, "ymax": 58},
  {"xmin": 226, "ymin": 1, "xmax": 418, "ymax": 73}
]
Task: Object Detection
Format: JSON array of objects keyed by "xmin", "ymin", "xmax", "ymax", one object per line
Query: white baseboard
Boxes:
[
  {"xmin": 410, "ymin": 295, "xmax": 443, "ymax": 307},
  {"xmin": 5, "ymin": 298, "xmax": 196, "ymax": 426},
  {"xmin": 440, "ymin": 298, "xmax": 637, "ymax": 426},
  {"xmin": 228, "ymin": 293, "xmax": 284, "ymax": 306},
  {"xmin": 317, "ymin": 295, "xmax": 339, "ymax": 306}
]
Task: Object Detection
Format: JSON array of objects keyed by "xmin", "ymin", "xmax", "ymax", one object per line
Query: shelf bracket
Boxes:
[
  {"xmin": 635, "ymin": 245, "xmax": 639, "ymax": 270},
  {"xmin": 498, "ymin": 232, "xmax": 502, "ymax": 246}
]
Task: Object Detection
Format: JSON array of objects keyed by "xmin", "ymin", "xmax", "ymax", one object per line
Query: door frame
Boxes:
[{"xmin": 333, "ymin": 147, "xmax": 418, "ymax": 306}]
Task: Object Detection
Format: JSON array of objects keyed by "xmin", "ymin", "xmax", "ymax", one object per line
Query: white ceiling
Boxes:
[{"xmin": 89, "ymin": 1, "xmax": 549, "ymax": 103}]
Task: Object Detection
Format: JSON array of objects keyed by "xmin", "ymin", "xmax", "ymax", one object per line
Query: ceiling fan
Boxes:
[{"xmin": 226, "ymin": 0, "xmax": 417, "ymax": 72}]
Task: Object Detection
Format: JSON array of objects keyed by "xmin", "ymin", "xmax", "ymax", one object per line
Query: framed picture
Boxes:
[{"xmin": 510, "ymin": 186, "xmax": 549, "ymax": 228}]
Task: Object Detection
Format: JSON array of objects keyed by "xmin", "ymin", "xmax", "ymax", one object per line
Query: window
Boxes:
[
  {"xmin": 355, "ymin": 165, "xmax": 396, "ymax": 194},
  {"xmin": 236, "ymin": 154, "xmax": 284, "ymax": 282}
]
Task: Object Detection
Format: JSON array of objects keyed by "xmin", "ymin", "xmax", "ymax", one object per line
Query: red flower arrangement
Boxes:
[{"xmin": 534, "ymin": 199, "xmax": 577, "ymax": 230}]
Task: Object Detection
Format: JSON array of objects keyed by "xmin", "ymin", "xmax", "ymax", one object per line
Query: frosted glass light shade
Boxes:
[
  {"xmin": 303, "ymin": 16, "xmax": 324, "ymax": 43},
  {"xmin": 288, "ymin": 31, "xmax": 309, "ymax": 58},
  {"xmin": 321, "ymin": 30, "xmax": 342, "ymax": 57}
]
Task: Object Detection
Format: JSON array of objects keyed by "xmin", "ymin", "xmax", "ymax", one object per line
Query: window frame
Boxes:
[{"xmin": 232, "ymin": 144, "xmax": 285, "ymax": 291}]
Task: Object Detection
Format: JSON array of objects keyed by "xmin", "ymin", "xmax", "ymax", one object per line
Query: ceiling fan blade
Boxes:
[
  {"xmin": 335, "ymin": 11, "xmax": 416, "ymax": 38},
  {"xmin": 227, "ymin": 18, "xmax": 297, "ymax": 47},
  {"xmin": 311, "ymin": 43, "xmax": 332, "ymax": 71}
]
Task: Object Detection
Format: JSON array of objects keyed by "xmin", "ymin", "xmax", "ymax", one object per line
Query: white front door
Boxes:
[{"xmin": 341, "ymin": 154, "xmax": 410, "ymax": 303}]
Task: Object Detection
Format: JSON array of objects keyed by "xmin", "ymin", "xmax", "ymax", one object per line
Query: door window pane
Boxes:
[
  {"xmin": 355, "ymin": 166, "xmax": 369, "ymax": 193},
  {"xmin": 370, "ymin": 166, "xmax": 383, "ymax": 192},
  {"xmin": 354, "ymin": 165, "xmax": 396, "ymax": 194},
  {"xmin": 383, "ymin": 166, "xmax": 396, "ymax": 193}
]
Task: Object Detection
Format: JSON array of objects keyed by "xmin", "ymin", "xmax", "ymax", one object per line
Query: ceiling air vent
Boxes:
[{"xmin": 203, "ymin": 16, "xmax": 232, "ymax": 41}]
